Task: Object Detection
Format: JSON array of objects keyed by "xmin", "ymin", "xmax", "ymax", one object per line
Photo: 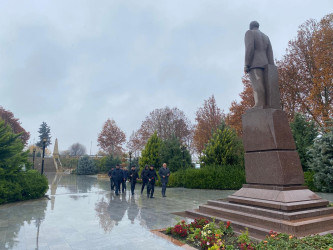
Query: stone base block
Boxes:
[
  {"xmin": 185, "ymin": 200, "xmax": 333, "ymax": 239},
  {"xmin": 245, "ymin": 151, "xmax": 304, "ymax": 185},
  {"xmin": 242, "ymin": 108, "xmax": 295, "ymax": 152},
  {"xmin": 228, "ymin": 185, "xmax": 327, "ymax": 211}
]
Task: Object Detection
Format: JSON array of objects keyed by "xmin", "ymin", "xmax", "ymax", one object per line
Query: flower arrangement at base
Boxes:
[{"xmin": 165, "ymin": 219, "xmax": 333, "ymax": 249}]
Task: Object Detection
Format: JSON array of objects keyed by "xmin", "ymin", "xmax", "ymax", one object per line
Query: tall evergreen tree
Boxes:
[
  {"xmin": 200, "ymin": 122, "xmax": 243, "ymax": 167},
  {"xmin": 139, "ymin": 132, "xmax": 162, "ymax": 169},
  {"xmin": 290, "ymin": 113, "xmax": 318, "ymax": 171},
  {"xmin": 308, "ymin": 124, "xmax": 333, "ymax": 192},
  {"xmin": 160, "ymin": 136, "xmax": 192, "ymax": 172},
  {"xmin": 36, "ymin": 122, "xmax": 52, "ymax": 148}
]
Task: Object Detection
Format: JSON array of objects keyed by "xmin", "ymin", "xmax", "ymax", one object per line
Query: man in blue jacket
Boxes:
[
  {"xmin": 159, "ymin": 163, "xmax": 170, "ymax": 197},
  {"xmin": 112, "ymin": 164, "xmax": 123, "ymax": 195}
]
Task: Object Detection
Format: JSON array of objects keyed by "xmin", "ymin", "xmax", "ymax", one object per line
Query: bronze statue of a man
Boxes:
[{"xmin": 244, "ymin": 21, "xmax": 280, "ymax": 109}]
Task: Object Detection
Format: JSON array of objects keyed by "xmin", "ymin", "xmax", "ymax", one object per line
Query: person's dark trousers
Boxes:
[
  {"xmin": 111, "ymin": 179, "xmax": 115, "ymax": 190},
  {"xmin": 141, "ymin": 180, "xmax": 147, "ymax": 194},
  {"xmin": 114, "ymin": 181, "xmax": 120, "ymax": 195},
  {"xmin": 121, "ymin": 179, "xmax": 126, "ymax": 193},
  {"xmin": 131, "ymin": 181, "xmax": 136, "ymax": 195},
  {"xmin": 147, "ymin": 181, "xmax": 155, "ymax": 198},
  {"xmin": 161, "ymin": 182, "xmax": 167, "ymax": 197}
]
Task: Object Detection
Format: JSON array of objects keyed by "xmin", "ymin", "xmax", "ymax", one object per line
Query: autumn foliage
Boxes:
[
  {"xmin": 277, "ymin": 13, "xmax": 333, "ymax": 127},
  {"xmin": 0, "ymin": 106, "xmax": 30, "ymax": 146},
  {"xmin": 127, "ymin": 107, "xmax": 193, "ymax": 154},
  {"xmin": 225, "ymin": 76, "xmax": 254, "ymax": 136},
  {"xmin": 193, "ymin": 95, "xmax": 224, "ymax": 154},
  {"xmin": 97, "ymin": 119, "xmax": 126, "ymax": 155}
]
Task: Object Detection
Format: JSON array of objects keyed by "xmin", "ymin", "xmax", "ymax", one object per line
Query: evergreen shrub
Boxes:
[
  {"xmin": 0, "ymin": 180, "xmax": 22, "ymax": 204},
  {"xmin": 19, "ymin": 170, "xmax": 49, "ymax": 200},
  {"xmin": 168, "ymin": 165, "xmax": 245, "ymax": 190},
  {"xmin": 308, "ymin": 126, "xmax": 333, "ymax": 192},
  {"xmin": 77, "ymin": 155, "xmax": 97, "ymax": 175}
]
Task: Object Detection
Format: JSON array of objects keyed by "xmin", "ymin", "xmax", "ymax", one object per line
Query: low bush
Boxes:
[
  {"xmin": 0, "ymin": 171, "xmax": 48, "ymax": 204},
  {"xmin": 19, "ymin": 170, "xmax": 49, "ymax": 200},
  {"xmin": 0, "ymin": 179, "xmax": 23, "ymax": 204},
  {"xmin": 168, "ymin": 165, "xmax": 245, "ymax": 190},
  {"xmin": 77, "ymin": 155, "xmax": 97, "ymax": 175}
]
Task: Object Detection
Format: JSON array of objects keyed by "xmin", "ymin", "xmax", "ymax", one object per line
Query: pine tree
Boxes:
[
  {"xmin": 139, "ymin": 132, "xmax": 162, "ymax": 169},
  {"xmin": 160, "ymin": 137, "xmax": 192, "ymax": 172},
  {"xmin": 308, "ymin": 125, "xmax": 333, "ymax": 192},
  {"xmin": 0, "ymin": 120, "xmax": 28, "ymax": 180},
  {"xmin": 200, "ymin": 122, "xmax": 244, "ymax": 167},
  {"xmin": 36, "ymin": 122, "xmax": 52, "ymax": 148},
  {"xmin": 0, "ymin": 119, "xmax": 31, "ymax": 204},
  {"xmin": 77, "ymin": 156, "xmax": 97, "ymax": 175},
  {"xmin": 290, "ymin": 113, "xmax": 318, "ymax": 171}
]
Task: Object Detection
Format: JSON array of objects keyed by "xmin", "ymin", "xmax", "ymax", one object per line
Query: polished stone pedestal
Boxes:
[{"xmin": 185, "ymin": 108, "xmax": 333, "ymax": 239}]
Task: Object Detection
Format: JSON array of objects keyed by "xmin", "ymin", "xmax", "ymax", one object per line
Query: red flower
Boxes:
[{"xmin": 226, "ymin": 221, "xmax": 231, "ymax": 229}]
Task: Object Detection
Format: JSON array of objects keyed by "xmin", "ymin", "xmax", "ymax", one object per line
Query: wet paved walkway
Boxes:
[{"xmin": 1, "ymin": 173, "xmax": 333, "ymax": 250}]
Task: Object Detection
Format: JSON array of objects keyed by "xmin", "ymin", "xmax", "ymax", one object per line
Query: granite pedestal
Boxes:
[{"xmin": 186, "ymin": 108, "xmax": 333, "ymax": 239}]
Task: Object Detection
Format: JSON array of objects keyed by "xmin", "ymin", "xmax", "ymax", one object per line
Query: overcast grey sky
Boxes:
[{"xmin": 0, "ymin": 0, "xmax": 332, "ymax": 154}]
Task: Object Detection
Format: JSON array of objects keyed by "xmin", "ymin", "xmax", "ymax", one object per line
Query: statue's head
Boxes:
[{"xmin": 249, "ymin": 21, "xmax": 259, "ymax": 30}]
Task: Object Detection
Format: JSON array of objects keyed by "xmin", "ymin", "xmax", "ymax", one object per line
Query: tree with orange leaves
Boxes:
[
  {"xmin": 97, "ymin": 119, "xmax": 126, "ymax": 155},
  {"xmin": 193, "ymin": 95, "xmax": 224, "ymax": 154},
  {"xmin": 225, "ymin": 76, "xmax": 254, "ymax": 136},
  {"xmin": 277, "ymin": 13, "xmax": 333, "ymax": 127}
]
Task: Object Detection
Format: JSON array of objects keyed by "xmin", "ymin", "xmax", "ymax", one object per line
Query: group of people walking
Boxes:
[
  {"xmin": 107, "ymin": 163, "xmax": 170, "ymax": 198},
  {"xmin": 108, "ymin": 165, "xmax": 138, "ymax": 195}
]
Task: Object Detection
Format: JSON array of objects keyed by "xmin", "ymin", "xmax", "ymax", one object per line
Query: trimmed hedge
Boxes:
[
  {"xmin": 167, "ymin": 165, "xmax": 245, "ymax": 190},
  {"xmin": 0, "ymin": 170, "xmax": 48, "ymax": 204},
  {"xmin": 19, "ymin": 170, "xmax": 49, "ymax": 200}
]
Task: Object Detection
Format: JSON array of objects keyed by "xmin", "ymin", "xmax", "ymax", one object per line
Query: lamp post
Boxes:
[
  {"xmin": 129, "ymin": 151, "xmax": 132, "ymax": 170},
  {"xmin": 41, "ymin": 138, "xmax": 47, "ymax": 174},
  {"xmin": 32, "ymin": 147, "xmax": 36, "ymax": 169}
]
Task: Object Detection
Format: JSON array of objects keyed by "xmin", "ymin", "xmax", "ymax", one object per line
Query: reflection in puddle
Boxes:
[{"xmin": 3, "ymin": 173, "xmax": 332, "ymax": 249}]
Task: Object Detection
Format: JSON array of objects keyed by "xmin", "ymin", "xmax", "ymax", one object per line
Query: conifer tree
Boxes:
[
  {"xmin": 290, "ymin": 113, "xmax": 318, "ymax": 171},
  {"xmin": 139, "ymin": 132, "xmax": 162, "ymax": 169},
  {"xmin": 200, "ymin": 122, "xmax": 243, "ymax": 167},
  {"xmin": 160, "ymin": 137, "xmax": 192, "ymax": 172},
  {"xmin": 77, "ymin": 156, "xmax": 97, "ymax": 175},
  {"xmin": 36, "ymin": 122, "xmax": 52, "ymax": 148},
  {"xmin": 308, "ymin": 124, "xmax": 333, "ymax": 192},
  {"xmin": 0, "ymin": 120, "xmax": 28, "ymax": 180}
]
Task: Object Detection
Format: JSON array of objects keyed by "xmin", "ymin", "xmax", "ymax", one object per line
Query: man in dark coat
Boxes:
[
  {"xmin": 122, "ymin": 166, "xmax": 128, "ymax": 193},
  {"xmin": 112, "ymin": 165, "xmax": 123, "ymax": 195},
  {"xmin": 128, "ymin": 166, "xmax": 139, "ymax": 195},
  {"xmin": 140, "ymin": 165, "xmax": 149, "ymax": 194},
  {"xmin": 147, "ymin": 165, "xmax": 158, "ymax": 198},
  {"xmin": 159, "ymin": 163, "xmax": 170, "ymax": 197},
  {"xmin": 107, "ymin": 167, "xmax": 115, "ymax": 191}
]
